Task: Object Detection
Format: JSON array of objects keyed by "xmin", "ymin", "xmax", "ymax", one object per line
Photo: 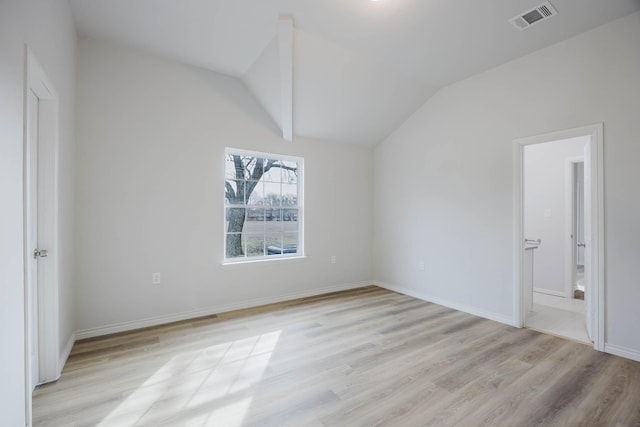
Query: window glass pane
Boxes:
[
  {"xmin": 244, "ymin": 233, "xmax": 265, "ymax": 257},
  {"xmin": 249, "ymin": 158, "xmax": 263, "ymax": 180},
  {"xmin": 246, "ymin": 208, "xmax": 264, "ymax": 225},
  {"xmin": 283, "ymin": 232, "xmax": 298, "ymax": 254},
  {"xmin": 225, "ymin": 233, "xmax": 244, "ymax": 258},
  {"xmin": 224, "ymin": 179, "xmax": 239, "ymax": 205},
  {"xmin": 282, "ymin": 209, "xmax": 298, "ymax": 229},
  {"xmin": 281, "ymin": 161, "xmax": 298, "ymax": 184},
  {"xmin": 282, "ymin": 183, "xmax": 297, "ymax": 207},
  {"xmin": 262, "ymin": 161, "xmax": 282, "ymax": 182},
  {"xmin": 245, "ymin": 180, "xmax": 254, "ymax": 205},
  {"xmin": 225, "ymin": 155, "xmax": 238, "ymax": 179},
  {"xmin": 265, "ymin": 233, "xmax": 283, "ymax": 256},
  {"xmin": 264, "ymin": 182, "xmax": 281, "ymax": 206},
  {"xmin": 265, "ymin": 208, "xmax": 282, "ymax": 225},
  {"xmin": 247, "ymin": 181, "xmax": 263, "ymax": 205},
  {"xmin": 226, "ymin": 155, "xmax": 258, "ymax": 181},
  {"xmin": 225, "ymin": 180, "xmax": 249, "ymax": 205},
  {"xmin": 225, "ymin": 207, "xmax": 246, "ymax": 233}
]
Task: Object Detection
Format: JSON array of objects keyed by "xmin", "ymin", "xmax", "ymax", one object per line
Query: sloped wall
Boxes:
[
  {"xmin": 75, "ymin": 38, "xmax": 373, "ymax": 334},
  {"xmin": 374, "ymin": 12, "xmax": 640, "ymax": 357}
]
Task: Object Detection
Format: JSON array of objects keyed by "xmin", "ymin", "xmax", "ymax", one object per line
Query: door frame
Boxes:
[
  {"xmin": 512, "ymin": 123, "xmax": 604, "ymax": 351},
  {"xmin": 23, "ymin": 46, "xmax": 60, "ymax": 422},
  {"xmin": 564, "ymin": 156, "xmax": 584, "ymax": 300}
]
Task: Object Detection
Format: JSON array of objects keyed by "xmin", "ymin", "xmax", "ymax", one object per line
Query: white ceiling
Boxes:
[{"xmin": 70, "ymin": 0, "xmax": 640, "ymax": 146}]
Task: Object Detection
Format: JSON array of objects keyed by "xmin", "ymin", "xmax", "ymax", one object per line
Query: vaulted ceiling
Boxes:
[{"xmin": 70, "ymin": 0, "xmax": 640, "ymax": 146}]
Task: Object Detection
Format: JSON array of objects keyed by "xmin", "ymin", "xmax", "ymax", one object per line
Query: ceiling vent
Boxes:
[{"xmin": 509, "ymin": 1, "xmax": 558, "ymax": 31}]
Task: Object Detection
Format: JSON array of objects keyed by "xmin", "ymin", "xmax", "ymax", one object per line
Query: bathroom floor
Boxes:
[{"xmin": 525, "ymin": 292, "xmax": 591, "ymax": 344}]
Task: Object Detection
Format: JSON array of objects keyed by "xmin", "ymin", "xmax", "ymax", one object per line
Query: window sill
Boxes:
[{"xmin": 221, "ymin": 255, "xmax": 307, "ymax": 268}]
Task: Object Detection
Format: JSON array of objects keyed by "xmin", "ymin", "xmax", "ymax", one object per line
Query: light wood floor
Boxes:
[{"xmin": 33, "ymin": 286, "xmax": 640, "ymax": 426}]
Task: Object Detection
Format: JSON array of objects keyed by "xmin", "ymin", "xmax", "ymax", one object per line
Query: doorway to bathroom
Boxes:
[
  {"xmin": 571, "ymin": 160, "xmax": 586, "ymax": 302},
  {"xmin": 513, "ymin": 124, "xmax": 604, "ymax": 351}
]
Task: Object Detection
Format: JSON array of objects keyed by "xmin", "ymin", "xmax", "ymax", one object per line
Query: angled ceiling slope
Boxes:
[{"xmin": 70, "ymin": 0, "xmax": 640, "ymax": 147}]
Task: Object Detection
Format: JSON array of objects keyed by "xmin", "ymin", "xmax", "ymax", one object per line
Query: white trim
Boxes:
[
  {"xmin": 223, "ymin": 254, "xmax": 305, "ymax": 265},
  {"xmin": 604, "ymin": 344, "xmax": 640, "ymax": 363},
  {"xmin": 513, "ymin": 123, "xmax": 604, "ymax": 351},
  {"xmin": 75, "ymin": 281, "xmax": 370, "ymax": 340},
  {"xmin": 375, "ymin": 281, "xmax": 517, "ymax": 327},
  {"xmin": 533, "ymin": 288, "xmax": 566, "ymax": 298},
  {"xmin": 593, "ymin": 124, "xmax": 605, "ymax": 352},
  {"xmin": 512, "ymin": 143, "xmax": 524, "ymax": 327},
  {"xmin": 278, "ymin": 15, "xmax": 293, "ymax": 141},
  {"xmin": 224, "ymin": 147, "xmax": 302, "ymax": 163},
  {"xmin": 222, "ymin": 255, "xmax": 307, "ymax": 268},
  {"xmin": 55, "ymin": 333, "xmax": 75, "ymax": 380}
]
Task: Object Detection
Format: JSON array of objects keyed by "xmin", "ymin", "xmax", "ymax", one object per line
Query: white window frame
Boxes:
[{"xmin": 223, "ymin": 148, "xmax": 304, "ymax": 264}]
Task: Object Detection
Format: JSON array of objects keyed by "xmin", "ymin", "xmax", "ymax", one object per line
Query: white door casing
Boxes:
[
  {"xmin": 523, "ymin": 247, "xmax": 535, "ymax": 316},
  {"xmin": 583, "ymin": 144, "xmax": 593, "ymax": 341},
  {"xmin": 26, "ymin": 89, "xmax": 40, "ymax": 392},
  {"xmin": 513, "ymin": 123, "xmax": 604, "ymax": 351}
]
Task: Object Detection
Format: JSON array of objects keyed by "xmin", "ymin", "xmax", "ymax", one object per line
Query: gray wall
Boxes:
[
  {"xmin": 0, "ymin": 0, "xmax": 76, "ymax": 423},
  {"xmin": 374, "ymin": 12, "xmax": 640, "ymax": 357},
  {"xmin": 74, "ymin": 38, "xmax": 373, "ymax": 334}
]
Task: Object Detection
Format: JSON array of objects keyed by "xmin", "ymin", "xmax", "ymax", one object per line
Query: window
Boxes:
[{"xmin": 224, "ymin": 148, "xmax": 303, "ymax": 262}]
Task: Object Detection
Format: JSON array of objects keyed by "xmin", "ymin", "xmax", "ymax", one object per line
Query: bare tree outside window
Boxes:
[{"xmin": 224, "ymin": 150, "xmax": 302, "ymax": 260}]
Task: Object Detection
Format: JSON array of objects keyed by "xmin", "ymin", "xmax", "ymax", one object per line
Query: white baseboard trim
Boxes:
[
  {"xmin": 374, "ymin": 281, "xmax": 517, "ymax": 327},
  {"xmin": 604, "ymin": 343, "xmax": 640, "ymax": 362},
  {"xmin": 75, "ymin": 281, "xmax": 371, "ymax": 340},
  {"xmin": 533, "ymin": 288, "xmax": 566, "ymax": 297},
  {"xmin": 58, "ymin": 332, "xmax": 75, "ymax": 376}
]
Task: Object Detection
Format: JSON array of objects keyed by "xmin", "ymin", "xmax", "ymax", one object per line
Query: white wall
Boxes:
[
  {"xmin": 0, "ymin": 3, "xmax": 27, "ymax": 423},
  {"xmin": 374, "ymin": 12, "xmax": 640, "ymax": 355},
  {"xmin": 75, "ymin": 38, "xmax": 373, "ymax": 334},
  {"xmin": 0, "ymin": 0, "xmax": 76, "ymax": 424},
  {"xmin": 524, "ymin": 137, "xmax": 586, "ymax": 296}
]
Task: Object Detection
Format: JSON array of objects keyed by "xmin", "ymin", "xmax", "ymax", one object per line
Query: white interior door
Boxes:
[
  {"xmin": 25, "ymin": 48, "xmax": 63, "ymax": 426},
  {"xmin": 26, "ymin": 89, "xmax": 40, "ymax": 391},
  {"xmin": 523, "ymin": 247, "xmax": 535, "ymax": 316},
  {"xmin": 583, "ymin": 142, "xmax": 593, "ymax": 341},
  {"xmin": 25, "ymin": 47, "xmax": 61, "ymax": 386}
]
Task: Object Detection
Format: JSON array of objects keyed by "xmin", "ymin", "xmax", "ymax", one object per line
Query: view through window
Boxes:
[{"xmin": 224, "ymin": 148, "xmax": 303, "ymax": 261}]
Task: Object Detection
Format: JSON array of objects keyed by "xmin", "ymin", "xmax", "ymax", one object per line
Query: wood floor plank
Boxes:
[{"xmin": 33, "ymin": 287, "xmax": 640, "ymax": 426}]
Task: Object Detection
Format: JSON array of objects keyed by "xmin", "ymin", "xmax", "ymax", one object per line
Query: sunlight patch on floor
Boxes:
[
  {"xmin": 190, "ymin": 396, "xmax": 254, "ymax": 427},
  {"xmin": 97, "ymin": 330, "xmax": 281, "ymax": 426}
]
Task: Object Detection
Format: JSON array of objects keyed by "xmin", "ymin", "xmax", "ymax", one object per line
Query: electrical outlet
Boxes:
[
  {"xmin": 152, "ymin": 272, "xmax": 161, "ymax": 285},
  {"xmin": 331, "ymin": 255, "xmax": 337, "ymax": 264},
  {"xmin": 419, "ymin": 261, "xmax": 425, "ymax": 271}
]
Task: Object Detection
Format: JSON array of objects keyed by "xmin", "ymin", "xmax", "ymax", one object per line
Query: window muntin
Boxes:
[{"xmin": 224, "ymin": 149, "xmax": 303, "ymax": 262}]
